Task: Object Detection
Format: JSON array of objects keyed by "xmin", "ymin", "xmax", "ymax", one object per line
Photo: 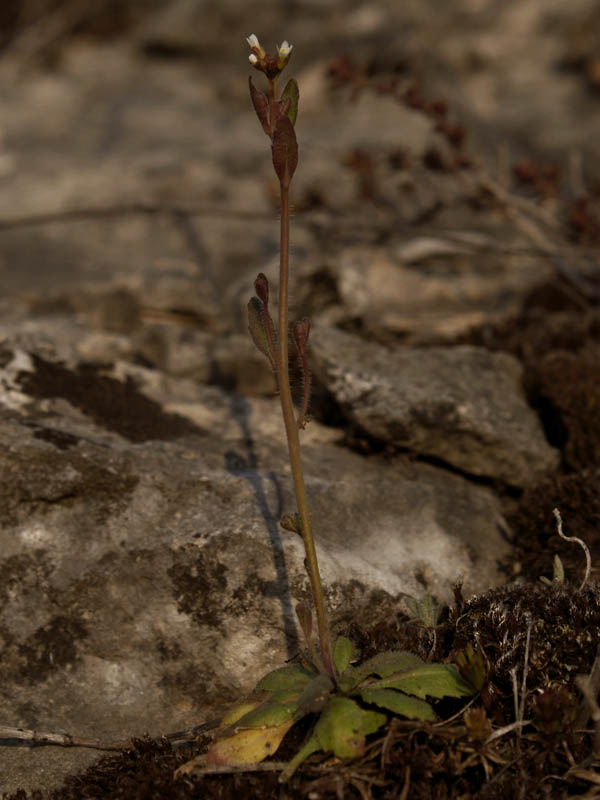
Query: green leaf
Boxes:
[
  {"xmin": 367, "ymin": 663, "xmax": 475, "ymax": 699},
  {"xmin": 553, "ymin": 554, "xmax": 565, "ymax": 583},
  {"xmin": 314, "ymin": 697, "xmax": 386, "ymax": 760},
  {"xmin": 248, "ymin": 296, "xmax": 276, "ymax": 370},
  {"xmin": 229, "ymin": 696, "xmax": 299, "ymax": 731},
  {"xmin": 280, "ymin": 78, "xmax": 299, "ymax": 126},
  {"xmin": 333, "ymin": 636, "xmax": 355, "ymax": 675},
  {"xmin": 218, "ymin": 693, "xmax": 269, "ymax": 730},
  {"xmin": 454, "ymin": 643, "xmax": 487, "ymax": 692},
  {"xmin": 255, "ymin": 663, "xmax": 316, "ymax": 693},
  {"xmin": 279, "ymin": 732, "xmax": 321, "ymax": 782},
  {"xmin": 404, "ymin": 593, "xmax": 441, "ymax": 627},
  {"xmin": 353, "ymin": 650, "xmax": 425, "ymax": 683},
  {"xmin": 296, "ymin": 673, "xmax": 333, "ymax": 716},
  {"xmin": 360, "ymin": 688, "xmax": 436, "ymax": 721},
  {"xmin": 339, "ymin": 665, "xmax": 359, "ymax": 693}
]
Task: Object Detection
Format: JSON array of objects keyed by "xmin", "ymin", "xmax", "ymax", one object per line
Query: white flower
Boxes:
[
  {"xmin": 249, "ymin": 53, "xmax": 258, "ymax": 65},
  {"xmin": 246, "ymin": 34, "xmax": 260, "ymax": 49},
  {"xmin": 277, "ymin": 40, "xmax": 293, "ymax": 58}
]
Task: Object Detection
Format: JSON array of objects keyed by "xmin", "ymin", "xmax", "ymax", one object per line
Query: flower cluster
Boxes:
[{"xmin": 246, "ymin": 34, "xmax": 293, "ymax": 79}]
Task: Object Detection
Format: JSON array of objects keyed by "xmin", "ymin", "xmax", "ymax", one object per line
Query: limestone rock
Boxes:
[
  {"xmin": 310, "ymin": 325, "xmax": 559, "ymax": 487},
  {"xmin": 0, "ymin": 342, "xmax": 510, "ymax": 792}
]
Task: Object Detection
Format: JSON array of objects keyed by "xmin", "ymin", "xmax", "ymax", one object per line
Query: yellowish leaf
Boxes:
[
  {"xmin": 205, "ymin": 719, "xmax": 295, "ymax": 766},
  {"xmin": 219, "ymin": 694, "xmax": 268, "ymax": 729}
]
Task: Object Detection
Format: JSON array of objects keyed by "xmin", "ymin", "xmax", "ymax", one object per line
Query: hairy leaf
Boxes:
[
  {"xmin": 230, "ymin": 696, "xmax": 299, "ymax": 730},
  {"xmin": 296, "ymin": 673, "xmax": 333, "ymax": 715},
  {"xmin": 280, "ymin": 78, "xmax": 299, "ymax": 125},
  {"xmin": 360, "ymin": 688, "xmax": 436, "ymax": 721},
  {"xmin": 404, "ymin": 593, "xmax": 441, "ymax": 627},
  {"xmin": 454, "ymin": 643, "xmax": 487, "ymax": 692},
  {"xmin": 338, "ymin": 665, "xmax": 359, "ymax": 693},
  {"xmin": 333, "ymin": 636, "xmax": 355, "ymax": 675},
  {"xmin": 271, "ymin": 115, "xmax": 298, "ymax": 187},
  {"xmin": 314, "ymin": 697, "xmax": 386, "ymax": 759},
  {"xmin": 367, "ymin": 663, "xmax": 475, "ymax": 699},
  {"xmin": 292, "ymin": 317, "xmax": 310, "ymax": 355},
  {"xmin": 248, "ymin": 296, "xmax": 276, "ymax": 370},
  {"xmin": 255, "ymin": 663, "xmax": 316, "ymax": 693},
  {"xmin": 254, "ymin": 272, "xmax": 270, "ymax": 306},
  {"xmin": 353, "ymin": 650, "xmax": 424, "ymax": 683},
  {"xmin": 218, "ymin": 694, "xmax": 268, "ymax": 729}
]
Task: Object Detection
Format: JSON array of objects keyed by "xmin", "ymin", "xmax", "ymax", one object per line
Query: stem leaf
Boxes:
[
  {"xmin": 248, "ymin": 296, "xmax": 277, "ymax": 370},
  {"xmin": 272, "ymin": 115, "xmax": 298, "ymax": 187},
  {"xmin": 249, "ymin": 76, "xmax": 270, "ymax": 136},
  {"xmin": 281, "ymin": 78, "xmax": 299, "ymax": 126}
]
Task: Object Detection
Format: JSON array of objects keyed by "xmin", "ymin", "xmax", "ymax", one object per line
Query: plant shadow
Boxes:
[{"xmin": 224, "ymin": 393, "xmax": 297, "ymax": 659}]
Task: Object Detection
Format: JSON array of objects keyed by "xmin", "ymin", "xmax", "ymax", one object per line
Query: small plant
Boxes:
[{"xmin": 177, "ymin": 36, "xmax": 475, "ymax": 782}]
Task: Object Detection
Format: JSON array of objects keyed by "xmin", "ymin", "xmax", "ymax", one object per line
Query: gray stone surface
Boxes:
[
  {"xmin": 310, "ymin": 326, "xmax": 559, "ymax": 486},
  {"xmin": 0, "ymin": 344, "xmax": 510, "ymax": 793}
]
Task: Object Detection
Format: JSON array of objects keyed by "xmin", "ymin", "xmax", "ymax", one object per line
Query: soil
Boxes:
[{"xmin": 2, "ymin": 2, "xmax": 600, "ymax": 798}]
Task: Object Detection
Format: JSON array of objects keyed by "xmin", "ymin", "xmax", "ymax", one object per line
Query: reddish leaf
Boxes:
[
  {"xmin": 271, "ymin": 115, "xmax": 298, "ymax": 187},
  {"xmin": 254, "ymin": 272, "xmax": 269, "ymax": 306},
  {"xmin": 249, "ymin": 76, "xmax": 270, "ymax": 136},
  {"xmin": 292, "ymin": 317, "xmax": 310, "ymax": 355},
  {"xmin": 277, "ymin": 97, "xmax": 292, "ymax": 121},
  {"xmin": 248, "ymin": 297, "xmax": 276, "ymax": 370}
]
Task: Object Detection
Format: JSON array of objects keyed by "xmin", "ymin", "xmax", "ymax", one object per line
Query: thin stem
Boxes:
[
  {"xmin": 277, "ymin": 182, "xmax": 335, "ymax": 682},
  {"xmin": 0, "ymin": 724, "xmax": 128, "ymax": 751},
  {"xmin": 268, "ymin": 78, "xmax": 277, "ymax": 136}
]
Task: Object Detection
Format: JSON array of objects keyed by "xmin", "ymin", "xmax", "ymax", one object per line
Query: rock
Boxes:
[
  {"xmin": 0, "ymin": 342, "xmax": 510, "ymax": 793},
  {"xmin": 311, "ymin": 243, "xmax": 555, "ymax": 344},
  {"xmin": 310, "ymin": 325, "xmax": 559, "ymax": 487}
]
